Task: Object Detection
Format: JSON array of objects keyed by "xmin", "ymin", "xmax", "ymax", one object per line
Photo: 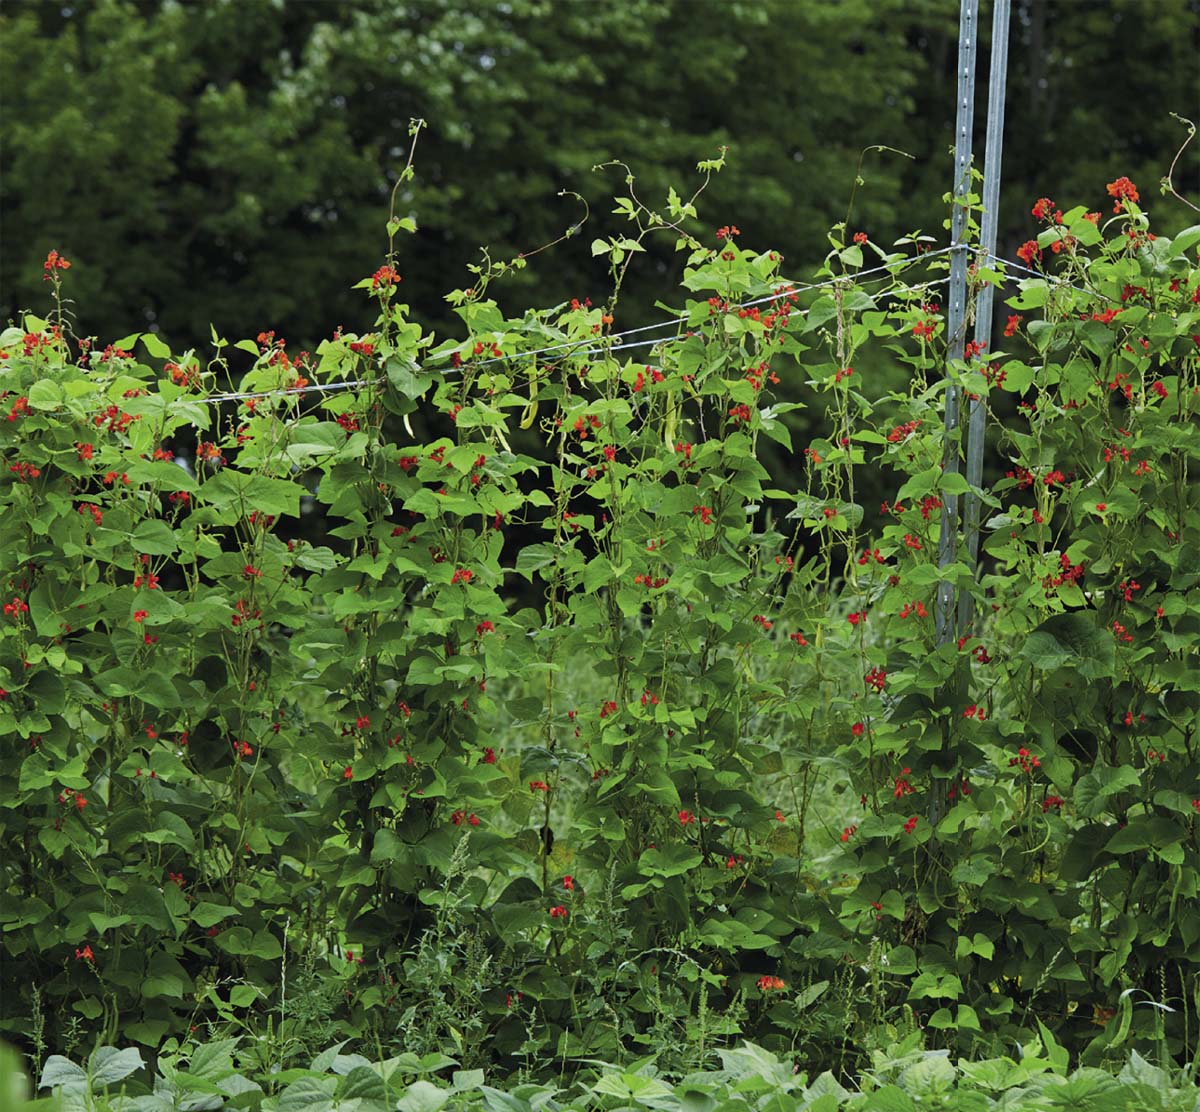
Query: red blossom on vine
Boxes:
[
  {"xmin": 1106, "ymin": 176, "xmax": 1139, "ymax": 212},
  {"xmin": 371, "ymin": 264, "xmax": 401, "ymax": 289},
  {"xmin": 1008, "ymin": 747, "xmax": 1040, "ymax": 774}
]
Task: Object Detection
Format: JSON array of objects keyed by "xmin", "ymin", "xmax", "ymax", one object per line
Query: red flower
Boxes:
[
  {"xmin": 848, "ymin": 611, "xmax": 866, "ymax": 626},
  {"xmin": 678, "ymin": 809, "xmax": 696, "ymax": 825},
  {"xmin": 693, "ymin": 505, "xmax": 714, "ymax": 525},
  {"xmin": 1106, "ymin": 176, "xmax": 1139, "ymax": 212},
  {"xmin": 1008, "ymin": 747, "xmax": 1041, "ymax": 774},
  {"xmin": 902, "ymin": 815, "xmax": 919, "ymax": 835},
  {"xmin": 244, "ymin": 565, "xmax": 261, "ymax": 578},
  {"xmin": 482, "ymin": 747, "xmax": 496, "ymax": 764},
  {"xmin": 1031, "ymin": 197, "xmax": 1056, "ymax": 221},
  {"xmin": 371, "ymin": 264, "xmax": 402, "ymax": 289},
  {"xmin": 888, "ymin": 420, "xmax": 921, "ymax": 443},
  {"xmin": 343, "ymin": 766, "xmax": 354, "ymax": 780},
  {"xmin": 563, "ymin": 875, "xmax": 574, "ymax": 891},
  {"xmin": 133, "ymin": 610, "xmax": 148, "ymax": 623},
  {"xmin": 1004, "ymin": 314, "xmax": 1023, "ymax": 337},
  {"xmin": 840, "ymin": 825, "xmax": 857, "ymax": 842},
  {"xmin": 1016, "ymin": 240, "xmax": 1041, "ymax": 266},
  {"xmin": 756, "ymin": 975, "xmax": 785, "ymax": 991},
  {"xmin": 853, "ymin": 232, "xmax": 868, "ymax": 245},
  {"xmin": 548, "ymin": 905, "xmax": 568, "ymax": 919},
  {"xmin": 851, "ymin": 723, "xmax": 865, "ymax": 738},
  {"xmin": 529, "ymin": 780, "xmax": 550, "ymax": 792},
  {"xmin": 3, "ymin": 597, "xmax": 29, "ymax": 620},
  {"xmin": 44, "ymin": 250, "xmax": 72, "ymax": 276},
  {"xmin": 77, "ymin": 503, "xmax": 104, "ymax": 527},
  {"xmin": 74, "ymin": 944, "xmax": 95, "ymax": 961},
  {"xmin": 450, "ymin": 568, "xmax": 473, "ymax": 585}
]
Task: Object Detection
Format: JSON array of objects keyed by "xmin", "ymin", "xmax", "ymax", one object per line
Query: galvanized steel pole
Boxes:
[
  {"xmin": 934, "ymin": 0, "xmax": 980, "ymax": 648},
  {"xmin": 958, "ymin": 0, "xmax": 1012, "ymax": 639}
]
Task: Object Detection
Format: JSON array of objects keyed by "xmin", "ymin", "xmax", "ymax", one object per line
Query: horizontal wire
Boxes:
[
  {"xmin": 176, "ymin": 246, "xmax": 1184, "ymax": 408},
  {"xmin": 466, "ymin": 245, "xmax": 957, "ymax": 369},
  {"xmin": 15, "ymin": 247, "xmax": 1168, "ymax": 415},
  {"xmin": 202, "ymin": 378, "xmax": 381, "ymax": 404},
  {"xmin": 983, "ymin": 251, "xmax": 1125, "ymax": 307},
  {"xmin": 524, "ymin": 276, "xmax": 953, "ymax": 366}
]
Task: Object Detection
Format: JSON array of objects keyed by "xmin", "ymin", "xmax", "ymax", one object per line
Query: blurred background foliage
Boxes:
[{"xmin": 3, "ymin": 0, "xmax": 1198, "ymax": 356}]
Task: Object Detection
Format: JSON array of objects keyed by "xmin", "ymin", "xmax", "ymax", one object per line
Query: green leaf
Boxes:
[
  {"xmin": 229, "ymin": 984, "xmax": 261, "ymax": 1007},
  {"xmin": 38, "ymin": 1056, "xmax": 87, "ymax": 1091},
  {"xmin": 87, "ymin": 1046, "xmax": 145, "ymax": 1086},
  {"xmin": 637, "ymin": 844, "xmax": 702, "ymax": 878},
  {"xmin": 1103, "ymin": 816, "xmax": 1185, "ymax": 854},
  {"xmin": 1020, "ymin": 613, "xmax": 1115, "ymax": 679},
  {"xmin": 396, "ymin": 1079, "xmax": 450, "ymax": 1112},
  {"xmin": 201, "ymin": 471, "xmax": 301, "ymax": 518},
  {"xmin": 140, "ymin": 333, "xmax": 172, "ymax": 359},
  {"xmin": 27, "ymin": 380, "xmax": 64, "ymax": 410},
  {"xmin": 130, "ymin": 519, "xmax": 178, "ymax": 556},
  {"xmin": 274, "ymin": 1075, "xmax": 337, "ymax": 1110},
  {"xmin": 861, "ymin": 1085, "xmax": 916, "ymax": 1111},
  {"xmin": 1166, "ymin": 224, "xmax": 1200, "ymax": 261},
  {"xmin": 1074, "ymin": 766, "xmax": 1140, "ymax": 817}
]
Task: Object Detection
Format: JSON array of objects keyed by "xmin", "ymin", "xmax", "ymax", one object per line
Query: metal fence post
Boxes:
[
  {"xmin": 935, "ymin": 0, "xmax": 980, "ymax": 649},
  {"xmin": 959, "ymin": 0, "xmax": 1012, "ymax": 638}
]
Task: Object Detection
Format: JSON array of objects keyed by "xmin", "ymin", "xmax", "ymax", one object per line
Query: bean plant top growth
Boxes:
[{"xmin": 1, "ymin": 149, "xmax": 1199, "ymax": 1082}]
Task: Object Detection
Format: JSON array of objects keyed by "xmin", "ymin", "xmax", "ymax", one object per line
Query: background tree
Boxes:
[{"xmin": 4, "ymin": 0, "xmax": 1195, "ymax": 356}]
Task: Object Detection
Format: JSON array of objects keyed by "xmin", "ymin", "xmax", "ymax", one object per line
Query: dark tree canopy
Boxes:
[{"xmin": 2, "ymin": 0, "xmax": 1198, "ymax": 353}]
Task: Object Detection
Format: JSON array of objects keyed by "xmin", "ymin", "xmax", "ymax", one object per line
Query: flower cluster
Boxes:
[
  {"xmin": 43, "ymin": 249, "xmax": 72, "ymax": 276},
  {"xmin": 1106, "ymin": 176, "xmax": 1139, "ymax": 212},
  {"xmin": 1008, "ymin": 747, "xmax": 1040, "ymax": 774},
  {"xmin": 371, "ymin": 265, "xmax": 401, "ymax": 289}
]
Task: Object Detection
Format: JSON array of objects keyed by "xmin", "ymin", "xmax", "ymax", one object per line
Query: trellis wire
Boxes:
[
  {"xmin": 154, "ymin": 260, "xmax": 955, "ymax": 408},
  {"xmin": 119, "ymin": 247, "xmax": 1113, "ymax": 415},
  {"xmin": 467, "ymin": 247, "xmax": 955, "ymax": 368}
]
